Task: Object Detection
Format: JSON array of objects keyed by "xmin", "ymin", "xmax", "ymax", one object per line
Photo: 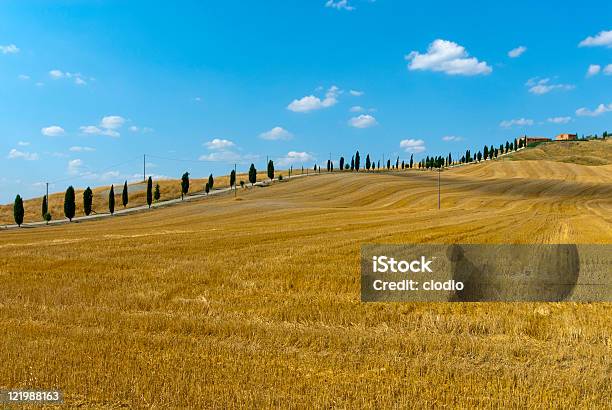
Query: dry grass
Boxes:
[
  {"xmin": 507, "ymin": 138, "xmax": 612, "ymax": 165},
  {"xmin": 0, "ymin": 155, "xmax": 611, "ymax": 408}
]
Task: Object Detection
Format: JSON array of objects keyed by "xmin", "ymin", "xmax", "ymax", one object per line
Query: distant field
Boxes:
[
  {"xmin": 1, "ymin": 146, "xmax": 611, "ymax": 407},
  {"xmin": 507, "ymin": 138, "xmax": 612, "ymax": 165}
]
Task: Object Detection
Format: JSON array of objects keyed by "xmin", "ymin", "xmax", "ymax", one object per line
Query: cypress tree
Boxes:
[
  {"xmin": 249, "ymin": 163, "xmax": 257, "ymax": 186},
  {"xmin": 230, "ymin": 170, "xmax": 236, "ymax": 189},
  {"xmin": 154, "ymin": 183, "xmax": 161, "ymax": 202},
  {"xmin": 42, "ymin": 195, "xmax": 48, "ymax": 219},
  {"xmin": 122, "ymin": 181, "xmax": 129, "ymax": 208},
  {"xmin": 410, "ymin": 154, "xmax": 414, "ymax": 169},
  {"xmin": 13, "ymin": 195, "xmax": 24, "ymax": 227},
  {"xmin": 350, "ymin": 156, "xmax": 355, "ymax": 171},
  {"xmin": 355, "ymin": 151, "xmax": 360, "ymax": 171},
  {"xmin": 339, "ymin": 157, "xmax": 345, "ymax": 171},
  {"xmin": 108, "ymin": 185, "xmax": 115, "ymax": 215},
  {"xmin": 401, "ymin": 160, "xmax": 405, "ymax": 169},
  {"xmin": 147, "ymin": 177, "xmax": 153, "ymax": 208},
  {"xmin": 205, "ymin": 182, "xmax": 210, "ymax": 195},
  {"xmin": 484, "ymin": 145, "xmax": 489, "ymax": 160},
  {"xmin": 365, "ymin": 154, "xmax": 371, "ymax": 170},
  {"xmin": 181, "ymin": 172, "xmax": 190, "ymax": 199},
  {"xmin": 387, "ymin": 159, "xmax": 391, "ymax": 169},
  {"xmin": 83, "ymin": 187, "xmax": 93, "ymax": 216},
  {"xmin": 326, "ymin": 160, "xmax": 331, "ymax": 172},
  {"xmin": 64, "ymin": 186, "xmax": 76, "ymax": 222},
  {"xmin": 396, "ymin": 157, "xmax": 399, "ymax": 169},
  {"xmin": 208, "ymin": 173, "xmax": 215, "ymax": 190},
  {"xmin": 330, "ymin": 161, "xmax": 333, "ymax": 172},
  {"xmin": 477, "ymin": 151, "xmax": 482, "ymax": 161}
]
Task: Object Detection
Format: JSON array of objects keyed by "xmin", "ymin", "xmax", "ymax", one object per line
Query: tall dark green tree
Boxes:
[
  {"xmin": 208, "ymin": 173, "xmax": 215, "ymax": 190},
  {"xmin": 14, "ymin": 195, "xmax": 24, "ymax": 227},
  {"xmin": 205, "ymin": 182, "xmax": 210, "ymax": 195},
  {"xmin": 483, "ymin": 145, "xmax": 489, "ymax": 160},
  {"xmin": 396, "ymin": 157, "xmax": 399, "ymax": 169},
  {"xmin": 387, "ymin": 159, "xmax": 391, "ymax": 170},
  {"xmin": 365, "ymin": 154, "xmax": 371, "ymax": 170},
  {"xmin": 350, "ymin": 156, "xmax": 355, "ymax": 171},
  {"xmin": 154, "ymin": 183, "xmax": 161, "ymax": 202},
  {"xmin": 326, "ymin": 160, "xmax": 331, "ymax": 172},
  {"xmin": 42, "ymin": 195, "xmax": 48, "ymax": 218},
  {"xmin": 181, "ymin": 172, "xmax": 190, "ymax": 200},
  {"xmin": 146, "ymin": 177, "xmax": 153, "ymax": 208},
  {"xmin": 355, "ymin": 151, "xmax": 360, "ymax": 171},
  {"xmin": 410, "ymin": 154, "xmax": 414, "ymax": 169},
  {"xmin": 122, "ymin": 181, "xmax": 129, "ymax": 208},
  {"xmin": 230, "ymin": 169, "xmax": 236, "ymax": 189},
  {"xmin": 83, "ymin": 187, "xmax": 93, "ymax": 216},
  {"xmin": 339, "ymin": 157, "xmax": 345, "ymax": 171},
  {"xmin": 64, "ymin": 186, "xmax": 76, "ymax": 222},
  {"xmin": 109, "ymin": 185, "xmax": 115, "ymax": 215},
  {"xmin": 249, "ymin": 163, "xmax": 257, "ymax": 186}
]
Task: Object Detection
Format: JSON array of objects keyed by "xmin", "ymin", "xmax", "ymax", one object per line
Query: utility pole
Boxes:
[
  {"xmin": 234, "ymin": 163, "xmax": 237, "ymax": 198},
  {"xmin": 46, "ymin": 182, "xmax": 49, "ymax": 207},
  {"xmin": 143, "ymin": 154, "xmax": 146, "ymax": 182},
  {"xmin": 438, "ymin": 168, "xmax": 441, "ymax": 210}
]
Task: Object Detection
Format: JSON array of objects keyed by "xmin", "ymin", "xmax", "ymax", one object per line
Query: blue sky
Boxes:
[{"xmin": 1, "ymin": 0, "xmax": 611, "ymax": 202}]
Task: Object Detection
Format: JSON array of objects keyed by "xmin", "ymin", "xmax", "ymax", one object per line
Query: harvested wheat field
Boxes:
[{"xmin": 1, "ymin": 145, "xmax": 611, "ymax": 407}]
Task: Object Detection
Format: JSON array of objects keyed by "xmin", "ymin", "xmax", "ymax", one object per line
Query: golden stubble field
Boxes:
[{"xmin": 1, "ymin": 143, "xmax": 611, "ymax": 408}]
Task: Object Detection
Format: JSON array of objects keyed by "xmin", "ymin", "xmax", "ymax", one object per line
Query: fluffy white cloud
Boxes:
[
  {"xmin": 350, "ymin": 105, "xmax": 364, "ymax": 112},
  {"xmin": 442, "ymin": 135, "xmax": 463, "ymax": 142},
  {"xmin": 80, "ymin": 115, "xmax": 126, "ymax": 138},
  {"xmin": 508, "ymin": 46, "xmax": 527, "ymax": 58},
  {"xmin": 526, "ymin": 78, "xmax": 574, "ymax": 95},
  {"xmin": 8, "ymin": 149, "xmax": 39, "ymax": 161},
  {"xmin": 0, "ymin": 44, "xmax": 19, "ymax": 54},
  {"xmin": 348, "ymin": 114, "xmax": 377, "ymax": 128},
  {"xmin": 69, "ymin": 146, "xmax": 96, "ymax": 152},
  {"xmin": 500, "ymin": 118, "xmax": 534, "ymax": 128},
  {"xmin": 205, "ymin": 138, "xmax": 236, "ymax": 150},
  {"xmin": 349, "ymin": 89, "xmax": 364, "ymax": 96},
  {"xmin": 49, "ymin": 69, "xmax": 64, "ymax": 79},
  {"xmin": 576, "ymin": 103, "xmax": 612, "ymax": 117},
  {"xmin": 406, "ymin": 39, "xmax": 492, "ymax": 76},
  {"xmin": 287, "ymin": 85, "xmax": 339, "ymax": 113},
  {"xmin": 41, "ymin": 125, "xmax": 65, "ymax": 137},
  {"xmin": 68, "ymin": 159, "xmax": 83, "ymax": 175},
  {"xmin": 49, "ymin": 69, "xmax": 90, "ymax": 85},
  {"xmin": 579, "ymin": 30, "xmax": 612, "ymax": 48},
  {"xmin": 259, "ymin": 127, "xmax": 293, "ymax": 141},
  {"xmin": 400, "ymin": 139, "xmax": 426, "ymax": 153},
  {"xmin": 586, "ymin": 64, "xmax": 601, "ymax": 77},
  {"xmin": 325, "ymin": 0, "xmax": 354, "ymax": 11},
  {"xmin": 277, "ymin": 151, "xmax": 314, "ymax": 166},
  {"xmin": 547, "ymin": 116, "xmax": 572, "ymax": 124},
  {"xmin": 604, "ymin": 64, "xmax": 612, "ymax": 75},
  {"xmin": 17, "ymin": 141, "xmax": 30, "ymax": 146}
]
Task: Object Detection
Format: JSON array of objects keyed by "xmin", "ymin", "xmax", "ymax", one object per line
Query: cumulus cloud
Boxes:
[
  {"xmin": 575, "ymin": 103, "xmax": 612, "ymax": 117},
  {"xmin": 350, "ymin": 106, "xmax": 364, "ymax": 112},
  {"xmin": 604, "ymin": 64, "xmax": 612, "ymax": 75},
  {"xmin": 349, "ymin": 89, "xmax": 364, "ymax": 96},
  {"xmin": 69, "ymin": 146, "xmax": 96, "ymax": 152},
  {"xmin": 41, "ymin": 125, "xmax": 65, "ymax": 137},
  {"xmin": 68, "ymin": 159, "xmax": 83, "ymax": 175},
  {"xmin": 205, "ymin": 138, "xmax": 235, "ymax": 150},
  {"xmin": 526, "ymin": 78, "xmax": 574, "ymax": 95},
  {"xmin": 80, "ymin": 115, "xmax": 126, "ymax": 138},
  {"xmin": 400, "ymin": 139, "xmax": 426, "ymax": 153},
  {"xmin": 287, "ymin": 85, "xmax": 340, "ymax": 113},
  {"xmin": 579, "ymin": 30, "xmax": 612, "ymax": 48},
  {"xmin": 49, "ymin": 69, "xmax": 90, "ymax": 85},
  {"xmin": 325, "ymin": 0, "xmax": 354, "ymax": 11},
  {"xmin": 500, "ymin": 118, "xmax": 534, "ymax": 128},
  {"xmin": 0, "ymin": 44, "xmax": 19, "ymax": 54},
  {"xmin": 547, "ymin": 116, "xmax": 572, "ymax": 124},
  {"xmin": 276, "ymin": 151, "xmax": 314, "ymax": 166},
  {"xmin": 406, "ymin": 39, "xmax": 492, "ymax": 76},
  {"xmin": 586, "ymin": 64, "xmax": 601, "ymax": 77},
  {"xmin": 508, "ymin": 46, "xmax": 527, "ymax": 58},
  {"xmin": 8, "ymin": 149, "xmax": 39, "ymax": 161},
  {"xmin": 442, "ymin": 135, "xmax": 463, "ymax": 142},
  {"xmin": 348, "ymin": 114, "xmax": 377, "ymax": 128},
  {"xmin": 259, "ymin": 127, "xmax": 293, "ymax": 141}
]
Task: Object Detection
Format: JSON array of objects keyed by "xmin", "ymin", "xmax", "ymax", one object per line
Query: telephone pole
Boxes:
[
  {"xmin": 143, "ymin": 154, "xmax": 146, "ymax": 182},
  {"xmin": 234, "ymin": 163, "xmax": 237, "ymax": 198},
  {"xmin": 438, "ymin": 168, "xmax": 441, "ymax": 210}
]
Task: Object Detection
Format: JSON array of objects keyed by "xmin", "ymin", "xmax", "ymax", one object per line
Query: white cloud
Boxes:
[
  {"xmin": 18, "ymin": 74, "xmax": 30, "ymax": 80},
  {"xmin": 547, "ymin": 116, "xmax": 572, "ymax": 124},
  {"xmin": 586, "ymin": 64, "xmax": 601, "ymax": 77},
  {"xmin": 49, "ymin": 69, "xmax": 90, "ymax": 85},
  {"xmin": 49, "ymin": 69, "xmax": 64, "ymax": 79},
  {"xmin": 575, "ymin": 103, "xmax": 612, "ymax": 117},
  {"xmin": 205, "ymin": 138, "xmax": 236, "ymax": 150},
  {"xmin": 80, "ymin": 125, "xmax": 119, "ymax": 138},
  {"xmin": 41, "ymin": 125, "xmax": 65, "ymax": 137},
  {"xmin": 579, "ymin": 30, "xmax": 612, "ymax": 48},
  {"xmin": 198, "ymin": 151, "xmax": 258, "ymax": 163},
  {"xmin": 526, "ymin": 78, "xmax": 574, "ymax": 95},
  {"xmin": 348, "ymin": 114, "xmax": 377, "ymax": 128},
  {"xmin": 277, "ymin": 151, "xmax": 314, "ymax": 166},
  {"xmin": 350, "ymin": 105, "xmax": 364, "ymax": 112},
  {"xmin": 500, "ymin": 118, "xmax": 534, "ymax": 128},
  {"xmin": 400, "ymin": 139, "xmax": 426, "ymax": 153},
  {"xmin": 442, "ymin": 135, "xmax": 463, "ymax": 142},
  {"xmin": 287, "ymin": 85, "xmax": 339, "ymax": 113},
  {"xmin": 8, "ymin": 149, "xmax": 39, "ymax": 161},
  {"xmin": 17, "ymin": 141, "xmax": 30, "ymax": 146},
  {"xmin": 74, "ymin": 77, "xmax": 87, "ymax": 86},
  {"xmin": 69, "ymin": 146, "xmax": 96, "ymax": 152},
  {"xmin": 259, "ymin": 126, "xmax": 293, "ymax": 141},
  {"xmin": 604, "ymin": 64, "xmax": 612, "ymax": 75},
  {"xmin": 68, "ymin": 159, "xmax": 83, "ymax": 175},
  {"xmin": 508, "ymin": 46, "xmax": 527, "ymax": 58},
  {"xmin": 349, "ymin": 89, "xmax": 364, "ymax": 96},
  {"xmin": 129, "ymin": 125, "xmax": 153, "ymax": 133},
  {"xmin": 100, "ymin": 115, "xmax": 125, "ymax": 129},
  {"xmin": 0, "ymin": 44, "xmax": 19, "ymax": 54},
  {"xmin": 80, "ymin": 115, "xmax": 126, "ymax": 138},
  {"xmin": 406, "ymin": 39, "xmax": 492, "ymax": 76},
  {"xmin": 129, "ymin": 126, "xmax": 139, "ymax": 132},
  {"xmin": 325, "ymin": 0, "xmax": 354, "ymax": 11}
]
